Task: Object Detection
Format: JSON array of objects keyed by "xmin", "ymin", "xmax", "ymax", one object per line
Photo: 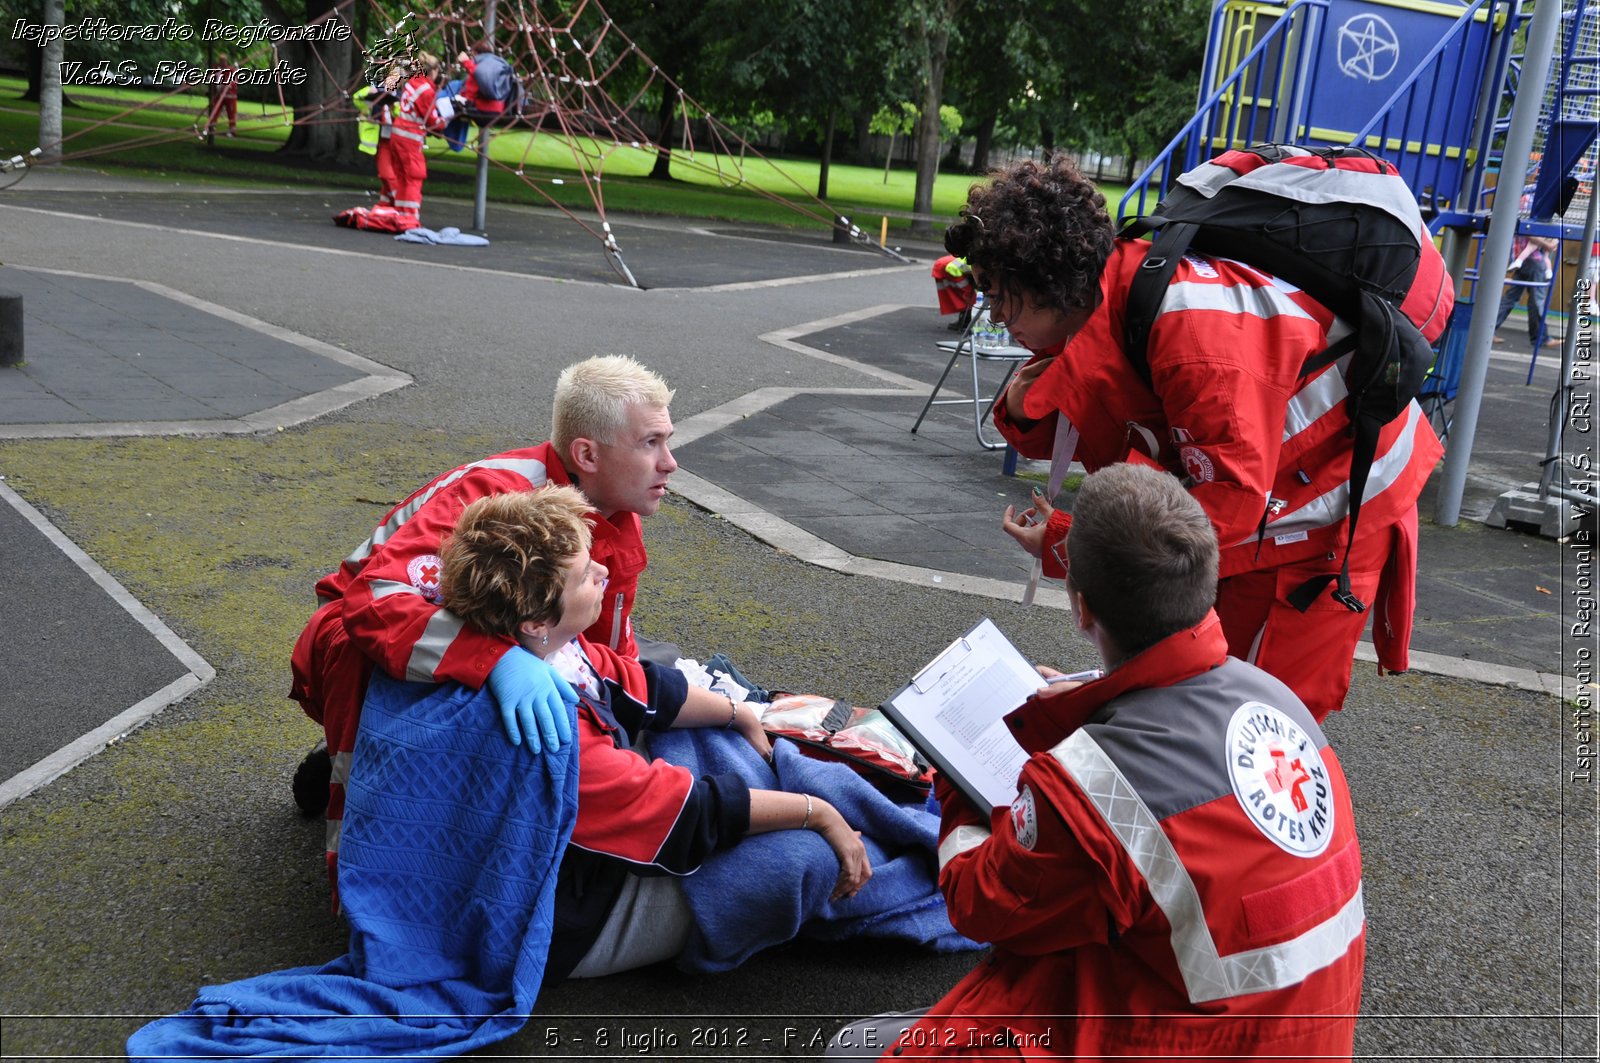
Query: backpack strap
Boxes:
[
  {"xmin": 1286, "ymin": 413, "xmax": 1377, "ymax": 615},
  {"xmin": 1123, "ymin": 220, "xmax": 1199, "ymax": 390}
]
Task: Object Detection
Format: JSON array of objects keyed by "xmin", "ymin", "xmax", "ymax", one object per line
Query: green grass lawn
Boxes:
[{"xmin": 0, "ymin": 77, "xmax": 1127, "ymax": 232}]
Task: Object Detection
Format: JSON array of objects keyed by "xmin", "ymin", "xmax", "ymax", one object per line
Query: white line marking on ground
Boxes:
[
  {"xmin": 0, "ymin": 480, "xmax": 215, "ymax": 809},
  {"xmin": 0, "ymin": 264, "xmax": 413, "ymax": 441}
]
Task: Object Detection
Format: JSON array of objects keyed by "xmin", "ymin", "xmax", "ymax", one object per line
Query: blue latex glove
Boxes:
[{"xmin": 486, "ymin": 646, "xmax": 577, "ymax": 752}]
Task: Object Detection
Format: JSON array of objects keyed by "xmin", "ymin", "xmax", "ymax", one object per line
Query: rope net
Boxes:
[{"xmin": 6, "ymin": 0, "xmax": 905, "ymax": 282}]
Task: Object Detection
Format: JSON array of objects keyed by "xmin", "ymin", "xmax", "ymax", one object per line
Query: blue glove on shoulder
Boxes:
[{"xmin": 487, "ymin": 646, "xmax": 577, "ymax": 753}]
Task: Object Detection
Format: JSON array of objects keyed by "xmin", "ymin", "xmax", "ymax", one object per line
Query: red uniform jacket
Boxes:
[
  {"xmin": 905, "ymin": 614, "xmax": 1365, "ymax": 1060},
  {"xmin": 996, "ymin": 241, "xmax": 1441, "ymax": 581}
]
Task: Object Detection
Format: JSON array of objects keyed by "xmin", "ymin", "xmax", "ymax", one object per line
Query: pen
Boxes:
[{"xmin": 1046, "ymin": 669, "xmax": 1103, "ymax": 684}]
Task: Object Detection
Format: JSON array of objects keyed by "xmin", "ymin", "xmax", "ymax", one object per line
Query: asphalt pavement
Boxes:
[{"xmin": 0, "ymin": 167, "xmax": 1594, "ymax": 1062}]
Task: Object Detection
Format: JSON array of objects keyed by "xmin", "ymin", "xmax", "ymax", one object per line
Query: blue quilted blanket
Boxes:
[
  {"xmin": 649, "ymin": 729, "xmax": 980, "ymax": 972},
  {"xmin": 127, "ymin": 674, "xmax": 580, "ymax": 1061}
]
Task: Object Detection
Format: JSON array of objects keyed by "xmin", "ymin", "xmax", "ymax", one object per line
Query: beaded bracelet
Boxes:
[{"xmin": 723, "ymin": 694, "xmax": 739, "ymax": 729}]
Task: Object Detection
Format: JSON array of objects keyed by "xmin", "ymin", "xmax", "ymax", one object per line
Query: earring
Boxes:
[{"xmin": 540, "ymin": 634, "xmax": 549, "ymax": 646}]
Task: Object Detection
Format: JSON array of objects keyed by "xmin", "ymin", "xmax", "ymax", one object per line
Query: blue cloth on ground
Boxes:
[
  {"xmin": 648, "ymin": 729, "xmax": 980, "ymax": 972},
  {"xmin": 394, "ymin": 226, "xmax": 490, "ymax": 246},
  {"xmin": 127, "ymin": 674, "xmax": 580, "ymax": 1061}
]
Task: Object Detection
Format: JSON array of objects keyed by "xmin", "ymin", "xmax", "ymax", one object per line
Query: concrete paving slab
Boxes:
[
  {"xmin": 0, "ymin": 264, "xmax": 411, "ymax": 438},
  {"xmin": 0, "ymin": 481, "xmax": 212, "ymax": 806}
]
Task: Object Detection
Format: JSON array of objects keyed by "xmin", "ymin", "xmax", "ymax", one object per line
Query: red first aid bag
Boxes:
[{"xmin": 760, "ymin": 694, "xmax": 934, "ymax": 801}]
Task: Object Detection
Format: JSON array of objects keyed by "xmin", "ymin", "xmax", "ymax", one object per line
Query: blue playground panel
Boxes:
[
  {"xmin": 1199, "ymin": 0, "xmax": 1500, "ymax": 202},
  {"xmin": 1298, "ymin": 0, "xmax": 1498, "ymax": 201}
]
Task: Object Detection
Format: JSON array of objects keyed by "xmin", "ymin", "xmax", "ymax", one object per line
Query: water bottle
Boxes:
[{"xmin": 971, "ymin": 292, "xmax": 993, "ymax": 346}]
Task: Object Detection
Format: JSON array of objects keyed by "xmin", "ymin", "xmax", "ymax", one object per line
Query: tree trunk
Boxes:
[
  {"xmin": 1040, "ymin": 121, "xmax": 1055, "ymax": 155},
  {"xmin": 649, "ymin": 84, "xmax": 678, "ymax": 180},
  {"xmin": 38, "ymin": 0, "xmax": 63, "ymax": 163},
  {"xmin": 23, "ymin": 42, "xmax": 42, "ymax": 102},
  {"xmin": 818, "ymin": 109, "xmax": 835, "ymax": 199},
  {"xmin": 270, "ymin": 0, "xmax": 361, "ymax": 165},
  {"xmin": 972, "ymin": 113, "xmax": 996, "ymax": 172},
  {"xmin": 909, "ymin": 9, "xmax": 954, "ymax": 237},
  {"xmin": 853, "ymin": 108, "xmax": 873, "ymax": 166},
  {"xmin": 943, "ymin": 136, "xmax": 963, "ymax": 169}
]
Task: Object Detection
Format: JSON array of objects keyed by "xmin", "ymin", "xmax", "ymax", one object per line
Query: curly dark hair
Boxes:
[{"xmin": 944, "ymin": 156, "xmax": 1115, "ymax": 314}]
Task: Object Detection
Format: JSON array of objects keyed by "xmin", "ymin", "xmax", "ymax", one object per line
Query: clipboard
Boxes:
[{"xmin": 879, "ymin": 618, "xmax": 1042, "ymax": 810}]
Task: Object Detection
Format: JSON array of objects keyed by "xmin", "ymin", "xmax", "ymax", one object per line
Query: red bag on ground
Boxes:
[
  {"xmin": 332, "ymin": 204, "xmax": 417, "ymax": 232},
  {"xmin": 760, "ymin": 694, "xmax": 934, "ymax": 800}
]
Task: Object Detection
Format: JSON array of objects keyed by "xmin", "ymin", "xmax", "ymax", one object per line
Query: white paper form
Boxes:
[{"xmin": 881, "ymin": 618, "xmax": 1043, "ymax": 809}]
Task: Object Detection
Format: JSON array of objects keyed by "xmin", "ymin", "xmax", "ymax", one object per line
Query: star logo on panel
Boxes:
[
  {"xmin": 407, "ymin": 553, "xmax": 444, "ymax": 603},
  {"xmin": 1226, "ymin": 702, "xmax": 1335, "ymax": 857},
  {"xmin": 1337, "ymin": 14, "xmax": 1400, "ymax": 82}
]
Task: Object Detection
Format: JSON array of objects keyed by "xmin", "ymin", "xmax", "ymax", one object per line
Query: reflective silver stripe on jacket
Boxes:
[
  {"xmin": 1052, "ymin": 728, "xmax": 1364, "ymax": 1003},
  {"xmin": 938, "ymin": 825, "xmax": 992, "ymax": 870},
  {"xmin": 1179, "ymin": 154, "xmax": 1424, "ymax": 233},
  {"xmin": 407, "ymin": 608, "xmax": 467, "ymax": 682},
  {"xmin": 1281, "ymin": 347, "xmax": 1353, "ymax": 441},
  {"xmin": 1227, "ymin": 398, "xmax": 1425, "ymax": 547},
  {"xmin": 390, "ymin": 127, "xmax": 425, "ymax": 142},
  {"xmin": 1160, "ymin": 274, "xmax": 1319, "ymax": 324},
  {"xmin": 343, "ymin": 457, "xmax": 551, "ymax": 567},
  {"xmin": 326, "ymin": 748, "xmax": 352, "ymax": 853},
  {"xmin": 367, "ymin": 579, "xmax": 466, "ymax": 681}
]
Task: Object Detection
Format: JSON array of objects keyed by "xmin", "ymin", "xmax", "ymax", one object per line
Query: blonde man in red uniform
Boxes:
[{"xmin": 291, "ymin": 355, "xmax": 680, "ymax": 908}]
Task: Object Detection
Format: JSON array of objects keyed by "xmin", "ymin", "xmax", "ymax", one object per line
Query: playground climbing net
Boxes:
[{"xmin": 3, "ymin": 0, "xmax": 905, "ymax": 285}]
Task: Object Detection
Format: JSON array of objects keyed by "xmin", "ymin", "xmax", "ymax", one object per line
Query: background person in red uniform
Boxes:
[
  {"xmin": 931, "ymin": 254, "xmax": 975, "ymax": 331},
  {"xmin": 290, "ymin": 355, "xmax": 679, "ymax": 907},
  {"xmin": 204, "ymin": 52, "xmax": 239, "ymax": 137},
  {"xmin": 830, "ymin": 463, "xmax": 1364, "ymax": 1060},
  {"xmin": 365, "ymin": 65, "xmax": 403, "ymax": 208},
  {"xmin": 455, "ymin": 45, "xmax": 507, "ymax": 119},
  {"xmin": 389, "ymin": 53, "xmax": 447, "ymax": 229},
  {"xmin": 951, "ymin": 156, "xmax": 1441, "ymax": 721},
  {"xmin": 441, "ymin": 488, "xmax": 871, "ymax": 980}
]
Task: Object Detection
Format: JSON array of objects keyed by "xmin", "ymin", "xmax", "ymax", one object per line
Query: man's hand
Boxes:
[
  {"xmin": 1001, "ymin": 486, "xmax": 1055, "ymax": 559},
  {"xmin": 487, "ymin": 646, "xmax": 577, "ymax": 752},
  {"xmin": 1003, "ymin": 355, "xmax": 1055, "ymax": 424}
]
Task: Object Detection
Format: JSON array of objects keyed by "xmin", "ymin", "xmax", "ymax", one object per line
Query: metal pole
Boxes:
[
  {"xmin": 471, "ymin": 0, "xmax": 498, "ymax": 235},
  {"xmin": 1434, "ymin": 0, "xmax": 1562, "ymax": 525},
  {"xmin": 1537, "ymin": 180, "xmax": 1598, "ymax": 498}
]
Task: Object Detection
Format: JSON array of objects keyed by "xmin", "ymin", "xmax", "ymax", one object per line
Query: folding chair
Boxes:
[
  {"xmin": 910, "ymin": 307, "xmax": 1031, "ymax": 450},
  {"xmin": 1419, "ymin": 301, "xmax": 1471, "ymax": 443}
]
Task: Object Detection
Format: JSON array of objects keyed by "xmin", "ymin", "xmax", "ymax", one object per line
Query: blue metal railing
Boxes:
[
  {"xmin": 1349, "ymin": 0, "xmax": 1522, "ymax": 220},
  {"xmin": 1117, "ymin": 0, "xmax": 1330, "ymax": 222},
  {"xmin": 1118, "ymin": 0, "xmax": 1520, "ymax": 225}
]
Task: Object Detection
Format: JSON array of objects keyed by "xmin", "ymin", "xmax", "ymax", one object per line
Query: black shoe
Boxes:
[{"xmin": 292, "ymin": 740, "xmax": 331, "ymax": 818}]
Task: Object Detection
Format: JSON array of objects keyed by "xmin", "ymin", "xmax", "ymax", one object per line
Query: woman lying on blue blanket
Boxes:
[{"xmin": 440, "ymin": 487, "xmax": 873, "ymax": 981}]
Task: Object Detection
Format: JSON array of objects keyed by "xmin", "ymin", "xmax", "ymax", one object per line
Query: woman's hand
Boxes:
[
  {"xmin": 1003, "ymin": 355, "xmax": 1055, "ymax": 424},
  {"xmin": 811, "ymin": 800, "xmax": 872, "ymax": 901},
  {"xmin": 1001, "ymin": 486, "xmax": 1055, "ymax": 559},
  {"xmin": 731, "ymin": 701, "xmax": 774, "ymax": 761}
]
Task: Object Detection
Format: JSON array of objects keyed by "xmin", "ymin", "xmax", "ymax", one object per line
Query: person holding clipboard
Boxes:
[{"xmin": 833, "ymin": 463, "xmax": 1365, "ymax": 1060}]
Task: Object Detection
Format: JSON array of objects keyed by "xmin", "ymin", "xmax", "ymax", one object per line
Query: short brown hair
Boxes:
[
  {"xmin": 943, "ymin": 155, "xmax": 1114, "ymax": 316},
  {"xmin": 440, "ymin": 487, "xmax": 593, "ymax": 639},
  {"xmin": 1065, "ymin": 463, "xmax": 1218, "ymax": 655}
]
